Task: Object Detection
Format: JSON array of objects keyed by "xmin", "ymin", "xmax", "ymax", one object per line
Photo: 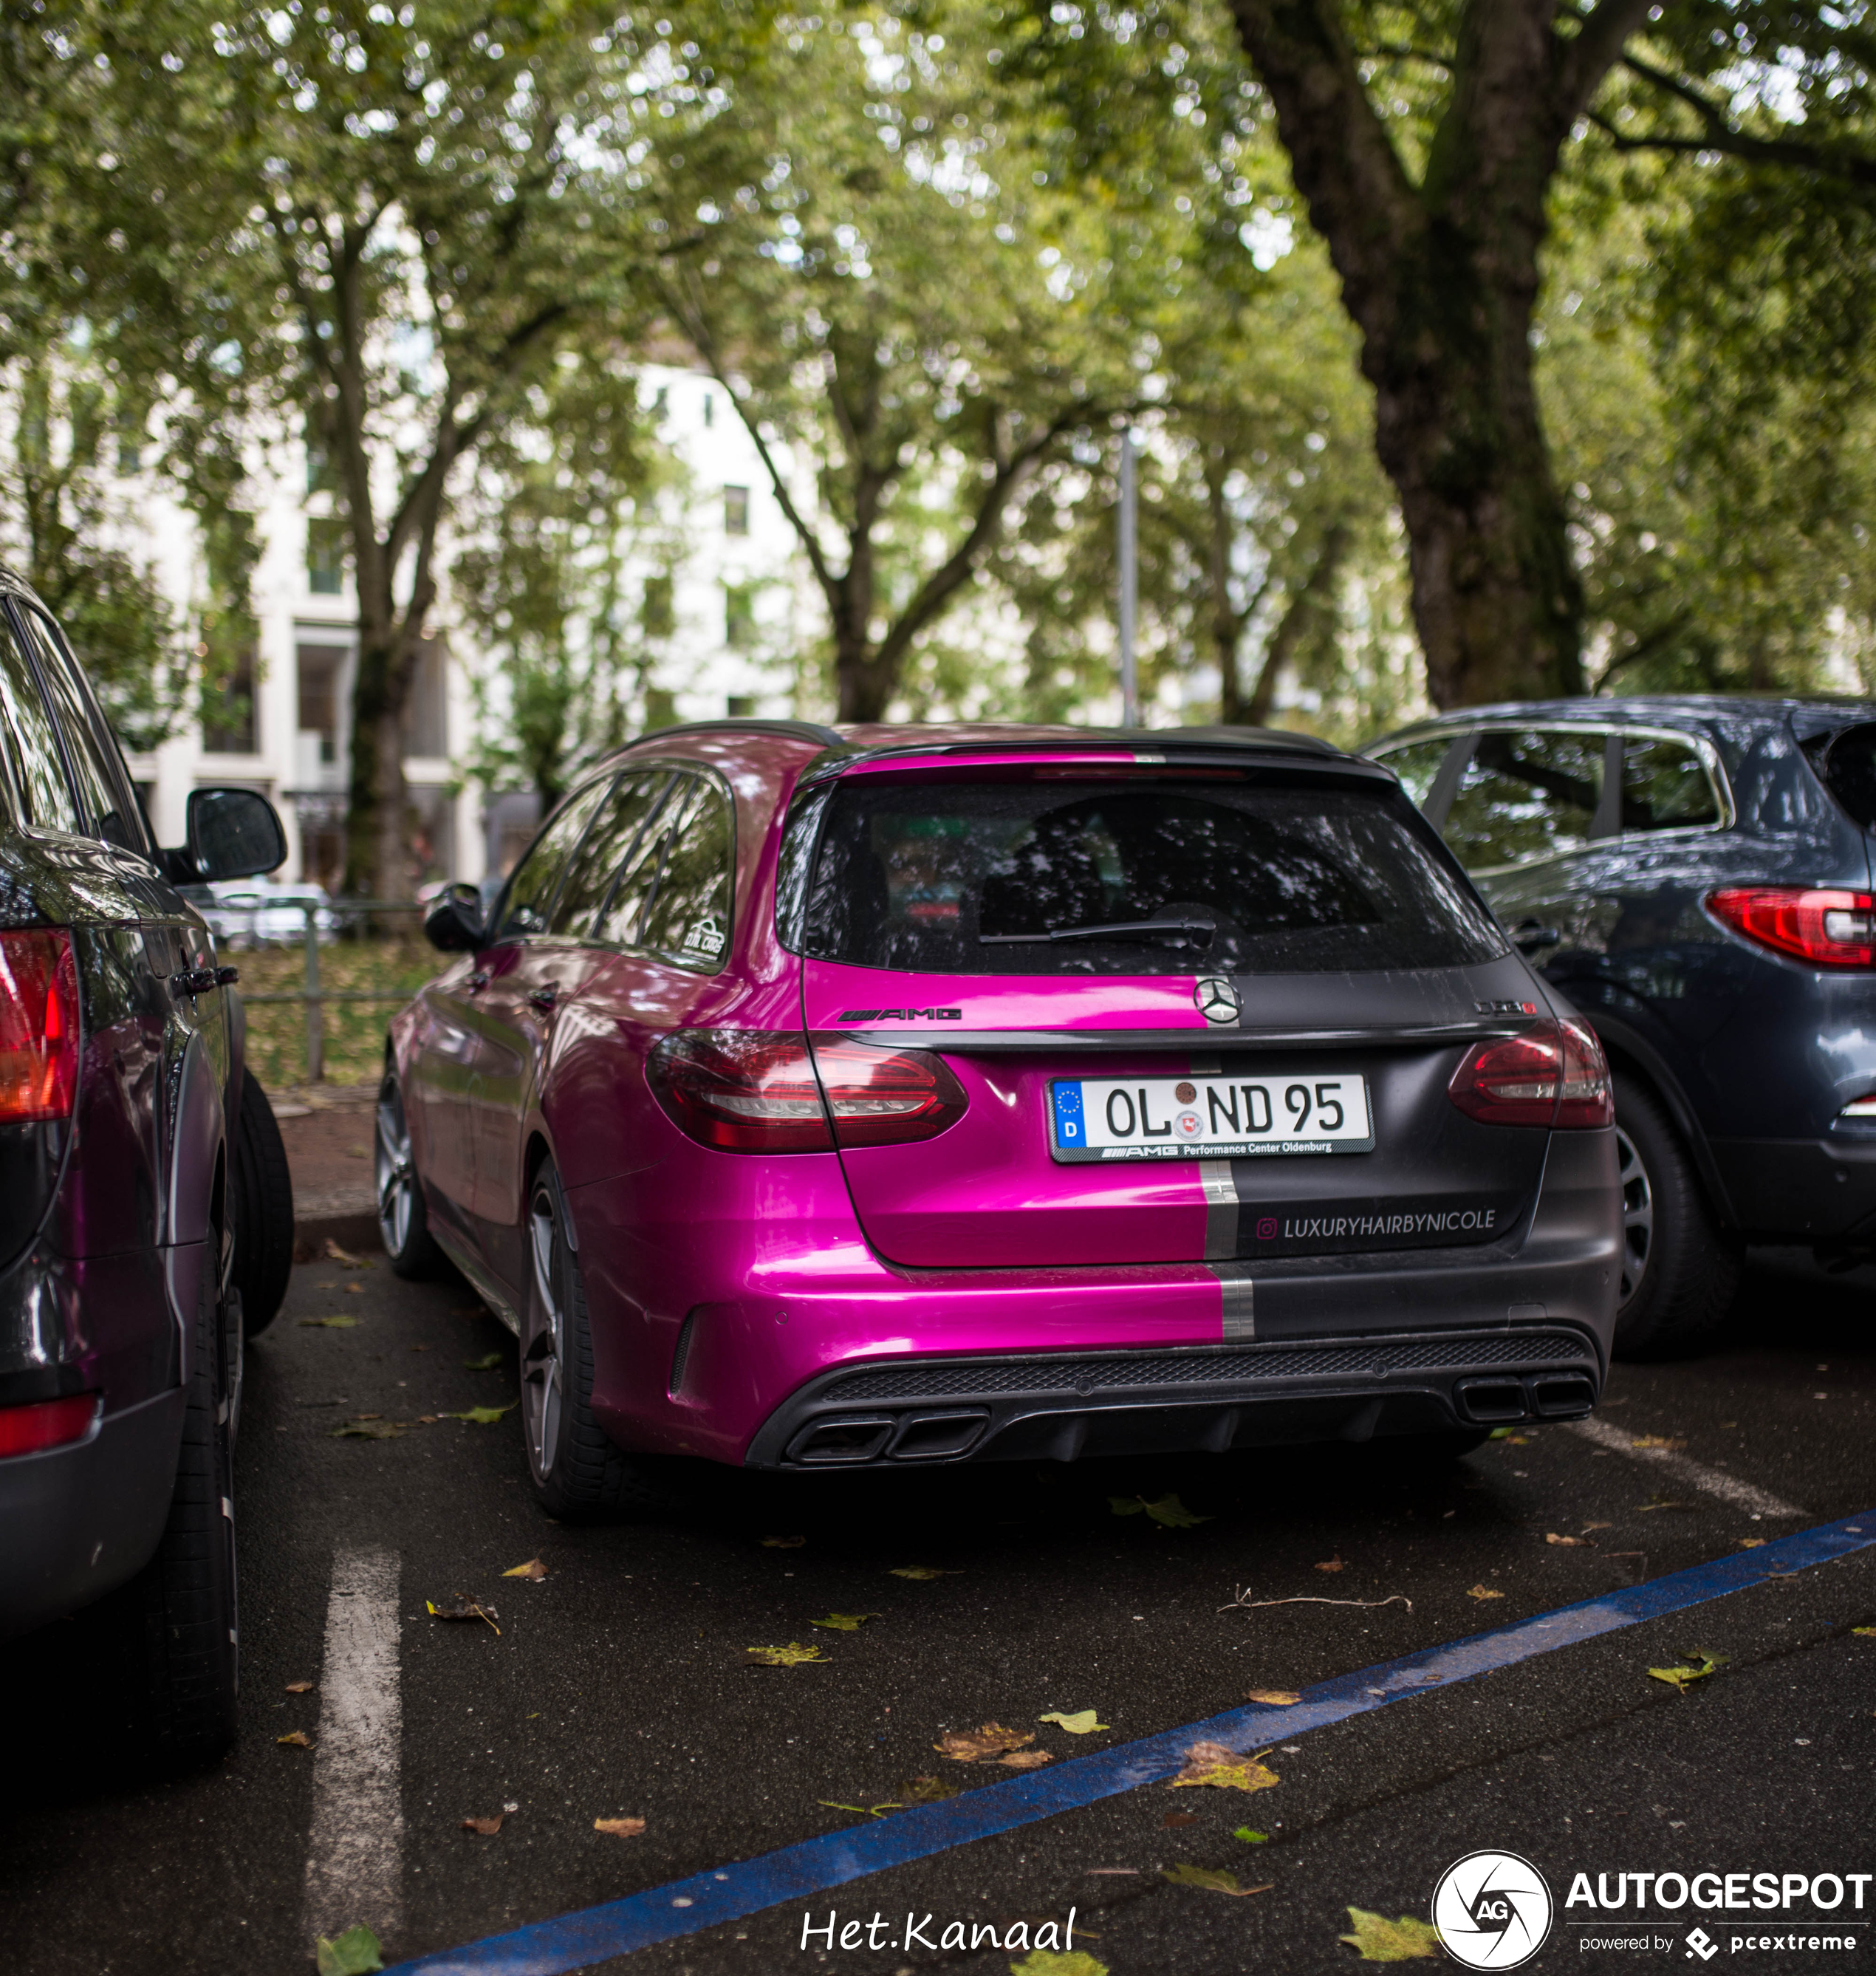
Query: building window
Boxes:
[
  {"xmin": 726, "ymin": 695, "xmax": 755, "ymax": 717},
  {"xmin": 725, "ymin": 582, "xmax": 756, "ymax": 652},
  {"xmin": 703, "ymin": 391, "xmax": 713, "ymax": 428},
  {"xmin": 203, "ymin": 643, "xmax": 259, "ymax": 754},
  {"xmin": 297, "ymin": 643, "xmax": 346, "ymax": 768},
  {"xmin": 643, "ymin": 686, "xmax": 678, "ymax": 731},
  {"xmin": 401, "ymin": 636, "xmax": 448, "ymax": 759},
  {"xmin": 307, "ymin": 517, "xmax": 346, "ymax": 595},
  {"xmin": 723, "ymin": 485, "xmax": 750, "ymax": 536},
  {"xmin": 307, "ymin": 442, "xmax": 337, "ymax": 495}
]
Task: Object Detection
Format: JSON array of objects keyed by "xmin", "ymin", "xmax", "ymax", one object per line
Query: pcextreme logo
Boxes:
[{"xmin": 1432, "ymin": 1851, "xmax": 1555, "ymax": 1969}]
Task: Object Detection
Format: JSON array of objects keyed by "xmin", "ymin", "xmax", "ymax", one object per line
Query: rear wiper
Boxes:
[{"xmin": 979, "ymin": 917, "xmax": 1215, "ymax": 947}]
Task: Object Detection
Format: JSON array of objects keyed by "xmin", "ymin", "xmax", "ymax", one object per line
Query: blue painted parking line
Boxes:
[{"xmin": 385, "ymin": 1507, "xmax": 1876, "ymax": 1975}]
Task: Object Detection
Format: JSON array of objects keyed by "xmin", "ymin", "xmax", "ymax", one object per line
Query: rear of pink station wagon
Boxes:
[{"xmin": 645, "ymin": 725, "xmax": 1621, "ymax": 1471}]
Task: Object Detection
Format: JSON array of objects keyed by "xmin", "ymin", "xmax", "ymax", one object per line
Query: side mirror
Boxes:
[
  {"xmin": 425, "ymin": 882, "xmax": 486, "ymax": 953},
  {"xmin": 182, "ymin": 787, "xmax": 287, "ymax": 883}
]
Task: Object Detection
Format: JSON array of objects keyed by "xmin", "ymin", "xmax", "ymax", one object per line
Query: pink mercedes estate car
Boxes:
[{"xmin": 382, "ymin": 722, "xmax": 1622, "ymax": 1515}]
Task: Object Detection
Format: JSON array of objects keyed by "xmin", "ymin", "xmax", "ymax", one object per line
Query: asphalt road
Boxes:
[{"xmin": 4, "ymin": 1245, "xmax": 1875, "ymax": 1976}]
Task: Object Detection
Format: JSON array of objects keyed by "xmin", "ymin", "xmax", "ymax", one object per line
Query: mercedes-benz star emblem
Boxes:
[{"xmin": 1195, "ymin": 976, "xmax": 1239, "ymax": 1026}]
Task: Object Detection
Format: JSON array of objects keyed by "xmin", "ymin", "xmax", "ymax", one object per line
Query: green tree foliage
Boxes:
[
  {"xmin": 651, "ymin": 1, "xmax": 1170, "ymax": 722},
  {"xmin": 453, "ymin": 356, "xmax": 678, "ymax": 803}
]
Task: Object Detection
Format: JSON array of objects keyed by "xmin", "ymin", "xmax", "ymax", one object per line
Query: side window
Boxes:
[
  {"xmin": 640, "ymin": 776, "xmax": 734, "ymax": 969},
  {"xmin": 1442, "ymin": 728, "xmax": 1605, "ymax": 872},
  {"xmin": 594, "ymin": 778, "xmax": 690, "ymax": 949},
  {"xmin": 491, "ymin": 778, "xmax": 612, "ymax": 943},
  {"xmin": 1370, "ymin": 737, "xmax": 1455, "ymax": 810},
  {"xmin": 0, "ymin": 612, "xmax": 79, "ymax": 833},
  {"xmin": 11, "ymin": 604, "xmax": 143, "ymax": 849},
  {"xmin": 548, "ymin": 770, "xmax": 671, "ymax": 937},
  {"xmin": 1621, "ymin": 734, "xmax": 1719, "ymax": 832}
]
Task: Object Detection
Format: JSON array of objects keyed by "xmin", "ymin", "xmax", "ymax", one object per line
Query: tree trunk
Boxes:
[
  {"xmin": 1226, "ymin": 0, "xmax": 1650, "ymax": 708},
  {"xmin": 1205, "ymin": 453, "xmax": 1247, "ymax": 724},
  {"xmin": 342, "ymin": 611, "xmax": 420, "ymax": 898},
  {"xmin": 1244, "ymin": 522, "xmax": 1349, "ymax": 726}
]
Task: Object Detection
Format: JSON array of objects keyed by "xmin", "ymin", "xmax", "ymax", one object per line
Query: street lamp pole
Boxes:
[{"xmin": 1117, "ymin": 428, "xmax": 1139, "ymax": 728}]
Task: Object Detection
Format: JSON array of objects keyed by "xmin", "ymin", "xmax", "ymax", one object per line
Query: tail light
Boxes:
[
  {"xmin": 0, "ymin": 1391, "xmax": 99, "ymax": 1458},
  {"xmin": 648, "ymin": 1030, "xmax": 968, "ymax": 1153},
  {"xmin": 1448, "ymin": 1016, "xmax": 1612, "ymax": 1129},
  {"xmin": 1708, "ymin": 888, "xmax": 1876, "ymax": 968},
  {"xmin": 648, "ymin": 1031, "xmax": 832, "ymax": 1152},
  {"xmin": 0, "ymin": 928, "xmax": 80, "ymax": 1123},
  {"xmin": 810, "ymin": 1036, "xmax": 968, "ymax": 1147}
]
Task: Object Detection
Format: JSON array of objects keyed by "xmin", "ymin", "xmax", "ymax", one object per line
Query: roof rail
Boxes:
[{"xmin": 619, "ymin": 718, "xmax": 845, "ymax": 750}]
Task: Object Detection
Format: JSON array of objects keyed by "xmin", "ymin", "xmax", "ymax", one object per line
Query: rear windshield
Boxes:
[{"xmin": 798, "ymin": 773, "xmax": 1504, "ymax": 975}]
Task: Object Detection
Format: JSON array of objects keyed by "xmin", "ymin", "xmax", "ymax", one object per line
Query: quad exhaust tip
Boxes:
[{"xmin": 1456, "ymin": 1372, "xmax": 1596, "ymax": 1425}]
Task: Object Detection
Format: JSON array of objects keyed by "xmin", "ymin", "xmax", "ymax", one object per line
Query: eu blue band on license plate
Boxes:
[{"xmin": 1050, "ymin": 1073, "xmax": 1375, "ymax": 1162}]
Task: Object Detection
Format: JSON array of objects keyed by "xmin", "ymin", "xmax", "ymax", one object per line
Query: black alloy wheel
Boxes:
[{"xmin": 230, "ymin": 1072, "xmax": 293, "ymax": 1338}]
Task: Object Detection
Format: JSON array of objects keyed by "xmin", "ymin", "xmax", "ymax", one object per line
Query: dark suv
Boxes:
[
  {"xmin": 1369, "ymin": 697, "xmax": 1876, "ymax": 1353},
  {"xmin": 0, "ymin": 565, "xmax": 294, "ymax": 1761}
]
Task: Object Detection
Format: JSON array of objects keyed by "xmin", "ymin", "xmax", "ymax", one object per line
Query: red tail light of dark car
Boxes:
[
  {"xmin": 648, "ymin": 1030, "xmax": 966, "ymax": 1152},
  {"xmin": 1707, "ymin": 887, "xmax": 1876, "ymax": 968},
  {"xmin": 0, "ymin": 1391, "xmax": 100, "ymax": 1459},
  {"xmin": 1448, "ymin": 1017, "xmax": 1612, "ymax": 1129},
  {"xmin": 0, "ymin": 927, "xmax": 79, "ymax": 1124}
]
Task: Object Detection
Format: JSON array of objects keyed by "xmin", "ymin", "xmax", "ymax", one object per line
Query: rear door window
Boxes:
[
  {"xmin": 1370, "ymin": 736, "xmax": 1455, "ymax": 809},
  {"xmin": 549, "ymin": 770, "xmax": 671, "ymax": 937},
  {"xmin": 491, "ymin": 778, "xmax": 612, "ymax": 942},
  {"xmin": 798, "ymin": 771, "xmax": 1502, "ymax": 975},
  {"xmin": 1620, "ymin": 734, "xmax": 1720, "ymax": 831},
  {"xmin": 639, "ymin": 775, "xmax": 733, "ymax": 968},
  {"xmin": 0, "ymin": 611, "xmax": 78, "ymax": 833},
  {"xmin": 1442, "ymin": 728, "xmax": 1605, "ymax": 872},
  {"xmin": 10, "ymin": 603, "xmax": 143, "ymax": 849}
]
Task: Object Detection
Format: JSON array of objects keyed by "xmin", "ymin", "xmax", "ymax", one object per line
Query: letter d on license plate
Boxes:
[{"xmin": 1051, "ymin": 1073, "xmax": 1373, "ymax": 1161}]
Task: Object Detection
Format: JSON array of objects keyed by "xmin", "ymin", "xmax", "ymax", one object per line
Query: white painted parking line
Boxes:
[
  {"xmin": 1566, "ymin": 1414, "xmax": 1805, "ymax": 1518},
  {"xmin": 304, "ymin": 1548, "xmax": 404, "ymax": 1948}
]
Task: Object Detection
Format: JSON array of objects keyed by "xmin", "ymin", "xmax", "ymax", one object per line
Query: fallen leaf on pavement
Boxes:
[
  {"xmin": 1649, "ymin": 1647, "xmax": 1728, "ymax": 1692},
  {"xmin": 464, "ymin": 1353, "xmax": 504, "ymax": 1370},
  {"xmin": 315, "ymin": 1926, "xmax": 383, "ymax": 1976},
  {"xmin": 818, "ymin": 1799, "xmax": 903, "ymax": 1819},
  {"xmin": 1109, "ymin": 1492, "xmax": 1211, "ymax": 1528},
  {"xmin": 1338, "ymin": 1907, "xmax": 1441, "ymax": 1961},
  {"xmin": 1039, "ymin": 1709, "xmax": 1108, "ymax": 1734},
  {"xmin": 1170, "ymin": 1741, "xmax": 1279, "ymax": 1794},
  {"xmin": 324, "ymin": 1240, "xmax": 364, "ymax": 1265},
  {"xmin": 810, "ymin": 1612, "xmax": 880, "ymax": 1632},
  {"xmin": 460, "ymin": 1816, "xmax": 503, "ymax": 1836},
  {"xmin": 1314, "ymin": 1555, "xmax": 1345, "ymax": 1574},
  {"xmin": 1162, "ymin": 1864, "xmax": 1271, "ymax": 1897},
  {"xmin": 502, "ymin": 1558, "xmax": 548, "ymax": 1581},
  {"xmin": 936, "ymin": 1723, "xmax": 1036, "ymax": 1763},
  {"xmin": 1244, "ymin": 1690, "xmax": 1301, "ymax": 1706},
  {"xmin": 1007, "ymin": 1952, "xmax": 1108, "ymax": 1976},
  {"xmin": 1163, "ymin": 1811, "xmax": 1197, "ymax": 1828},
  {"xmin": 1638, "ymin": 1497, "xmax": 1693, "ymax": 1512},
  {"xmin": 276, "ymin": 1730, "xmax": 311, "ymax": 1747},
  {"xmin": 428, "ymin": 1597, "xmax": 500, "ymax": 1634},
  {"xmin": 1740, "ymin": 1539, "xmax": 1767, "ymax": 1549},
  {"xmin": 593, "ymin": 1816, "xmax": 646, "ymax": 1839},
  {"xmin": 899, "ymin": 1775, "xmax": 959, "ymax": 1804},
  {"xmin": 993, "ymin": 1750, "xmax": 1055, "ymax": 1769},
  {"xmin": 889, "ymin": 1565, "xmax": 959, "ymax": 1579},
  {"xmin": 440, "ymin": 1404, "xmax": 517, "ymax": 1425},
  {"xmin": 285, "ymin": 1680, "xmax": 314, "ymax": 1693},
  {"xmin": 1582, "ymin": 1522, "xmax": 1614, "ymax": 1533},
  {"xmin": 344, "ymin": 1282, "xmax": 365, "ymax": 1294},
  {"xmin": 761, "ymin": 1535, "xmax": 806, "ymax": 1549},
  {"xmin": 1234, "ymin": 1828, "xmax": 1269, "ymax": 1844},
  {"xmin": 1488, "ymin": 1429, "xmax": 1528, "ymax": 1443},
  {"xmin": 1545, "ymin": 1533, "xmax": 1591, "ymax": 1547},
  {"xmin": 301, "ymin": 1316, "xmax": 361, "ymax": 1329},
  {"xmin": 332, "ymin": 1420, "xmax": 405, "ymax": 1439},
  {"xmin": 1467, "ymin": 1584, "xmax": 1505, "ymax": 1601},
  {"xmin": 418, "ymin": 1415, "xmax": 439, "ymax": 1424},
  {"xmin": 1631, "ymin": 1435, "xmax": 1686, "ymax": 1451},
  {"xmin": 746, "ymin": 1642, "xmax": 826, "ymax": 1666},
  {"xmin": 1854, "ymin": 1627, "xmax": 1876, "ymax": 1636}
]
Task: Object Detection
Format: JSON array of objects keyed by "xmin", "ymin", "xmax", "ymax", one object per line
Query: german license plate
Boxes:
[{"xmin": 1050, "ymin": 1073, "xmax": 1374, "ymax": 1161}]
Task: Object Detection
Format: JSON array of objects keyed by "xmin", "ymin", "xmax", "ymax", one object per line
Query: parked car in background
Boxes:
[
  {"xmin": 380, "ymin": 720, "xmax": 1619, "ymax": 1517},
  {"xmin": 0, "ymin": 564, "xmax": 294, "ymax": 1763},
  {"xmin": 1368, "ymin": 697, "xmax": 1876, "ymax": 1355},
  {"xmin": 182, "ymin": 876, "xmax": 336, "ymax": 947}
]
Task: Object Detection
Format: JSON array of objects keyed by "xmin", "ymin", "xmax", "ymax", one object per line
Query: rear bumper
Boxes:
[
  {"xmin": 0, "ymin": 1383, "xmax": 185, "ymax": 1639},
  {"xmin": 744, "ymin": 1325, "xmax": 1601, "ymax": 1469}
]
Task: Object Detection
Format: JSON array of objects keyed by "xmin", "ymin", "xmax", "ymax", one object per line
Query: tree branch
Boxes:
[{"xmin": 1554, "ymin": 0, "xmax": 1656, "ymax": 127}]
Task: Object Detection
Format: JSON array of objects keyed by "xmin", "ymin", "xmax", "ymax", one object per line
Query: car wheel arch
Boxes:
[{"xmin": 1589, "ymin": 1019, "xmax": 1736, "ymax": 1228}]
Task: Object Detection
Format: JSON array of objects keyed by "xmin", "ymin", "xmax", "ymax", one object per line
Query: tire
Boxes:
[
  {"xmin": 522, "ymin": 1160, "xmax": 674, "ymax": 1519},
  {"xmin": 230, "ymin": 1073, "xmax": 293, "ymax": 1339},
  {"xmin": 114, "ymin": 1251, "xmax": 239, "ymax": 1765},
  {"xmin": 377, "ymin": 1064, "xmax": 442, "ymax": 1280},
  {"xmin": 1611, "ymin": 1072, "xmax": 1742, "ymax": 1359}
]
